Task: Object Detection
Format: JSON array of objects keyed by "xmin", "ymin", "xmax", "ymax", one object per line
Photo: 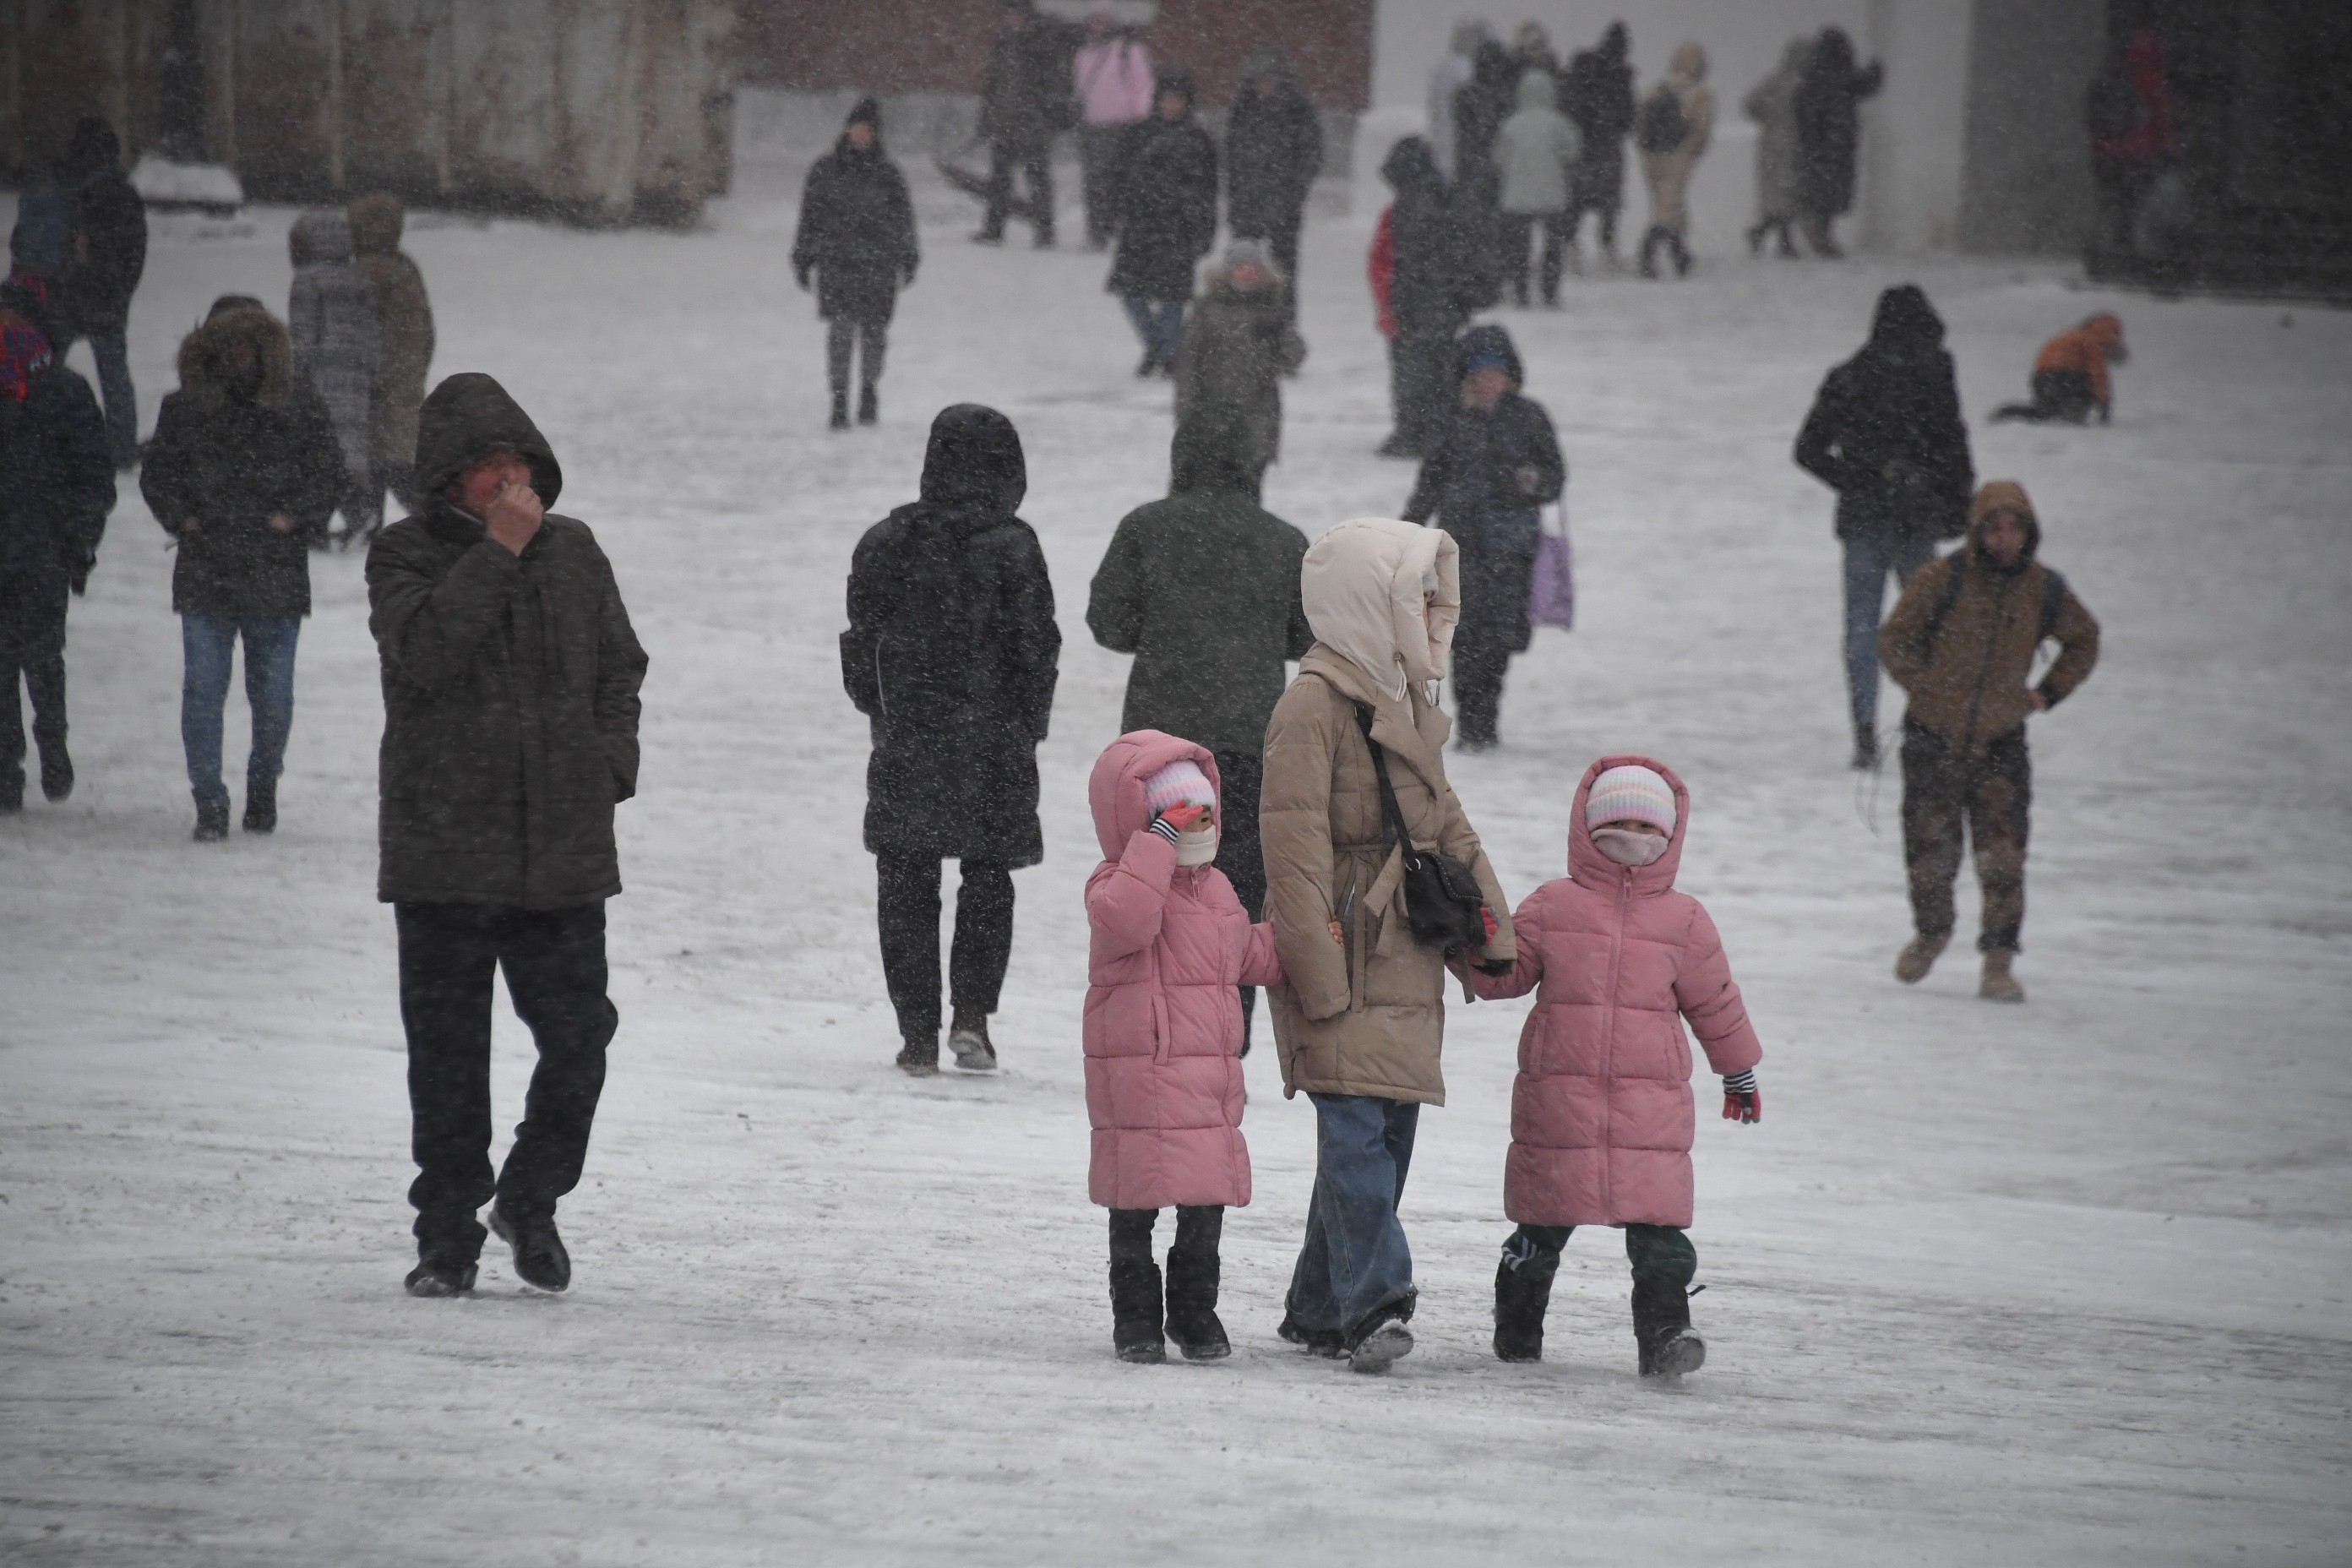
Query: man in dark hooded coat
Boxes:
[
  {"xmin": 1108, "ymin": 71, "xmax": 1219, "ymax": 377},
  {"xmin": 1224, "ymin": 47, "xmax": 1324, "ymax": 313},
  {"xmin": 57, "ymin": 117, "xmax": 147, "ymax": 470},
  {"xmin": 792, "ymin": 97, "xmax": 919, "ymax": 430},
  {"xmin": 1794, "ymin": 284, "xmax": 1973, "ymax": 768},
  {"xmin": 365, "ymin": 373, "xmax": 649, "ymax": 1298},
  {"xmin": 1793, "ymin": 26, "xmax": 1882, "ymax": 257},
  {"xmin": 843, "ymin": 406, "xmax": 1061, "ymax": 1076},
  {"xmin": 1560, "ymin": 21, "xmax": 1636, "ymax": 269},
  {"xmin": 1373, "ymin": 136, "xmax": 1479, "ymax": 460}
]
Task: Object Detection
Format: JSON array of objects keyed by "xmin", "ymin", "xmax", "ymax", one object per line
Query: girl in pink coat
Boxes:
[
  {"xmin": 1086, "ymin": 731, "xmax": 1286, "ymax": 1364},
  {"xmin": 1467, "ymin": 757, "xmax": 1763, "ymax": 1377}
]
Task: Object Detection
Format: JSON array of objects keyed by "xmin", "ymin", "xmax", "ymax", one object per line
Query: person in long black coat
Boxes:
[
  {"xmin": 793, "ymin": 98, "xmax": 918, "ymax": 431},
  {"xmin": 1560, "ymin": 21, "xmax": 1636, "ymax": 269},
  {"xmin": 57, "ymin": 117, "xmax": 147, "ymax": 470},
  {"xmin": 977, "ymin": 0, "xmax": 1070, "ymax": 247},
  {"xmin": 1402, "ymin": 323, "xmax": 1564, "ymax": 750},
  {"xmin": 842, "ymin": 405, "xmax": 1061, "ymax": 1075},
  {"xmin": 1793, "ymin": 26, "xmax": 1882, "ymax": 258},
  {"xmin": 1108, "ymin": 71, "xmax": 1219, "ymax": 378},
  {"xmin": 1794, "ymin": 284, "xmax": 1974, "ymax": 768},
  {"xmin": 1375, "ymin": 136, "xmax": 1482, "ymax": 460},
  {"xmin": 0, "ymin": 276, "xmax": 114, "ymax": 813},
  {"xmin": 1225, "ymin": 47, "xmax": 1323, "ymax": 314},
  {"xmin": 1451, "ymin": 38, "xmax": 1517, "ymax": 278}
]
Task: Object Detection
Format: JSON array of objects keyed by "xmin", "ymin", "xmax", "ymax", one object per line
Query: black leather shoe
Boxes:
[
  {"xmin": 39, "ymin": 746, "xmax": 72, "ymax": 803},
  {"xmin": 405, "ymin": 1256, "xmax": 478, "ymax": 1297},
  {"xmin": 1276, "ymin": 1309, "xmax": 1345, "ymax": 1358},
  {"xmin": 488, "ymin": 1206, "xmax": 571, "ymax": 1292},
  {"xmin": 193, "ymin": 803, "xmax": 230, "ymax": 841},
  {"xmin": 242, "ymin": 781, "xmax": 276, "ymax": 834},
  {"xmin": 896, "ymin": 1033, "xmax": 939, "ymax": 1076}
]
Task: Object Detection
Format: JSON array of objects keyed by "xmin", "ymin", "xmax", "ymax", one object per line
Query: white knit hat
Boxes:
[
  {"xmin": 1585, "ymin": 765, "xmax": 1675, "ymax": 836},
  {"xmin": 1143, "ymin": 759, "xmax": 1215, "ymax": 817}
]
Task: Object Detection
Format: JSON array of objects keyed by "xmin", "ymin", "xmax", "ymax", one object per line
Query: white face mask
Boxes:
[
  {"xmin": 1176, "ymin": 825, "xmax": 1219, "ymax": 867},
  {"xmin": 1592, "ymin": 826, "xmax": 1669, "ymax": 868}
]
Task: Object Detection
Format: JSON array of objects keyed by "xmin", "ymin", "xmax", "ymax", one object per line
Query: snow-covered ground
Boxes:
[{"xmin": 4, "ymin": 157, "xmax": 2350, "ymax": 1565}]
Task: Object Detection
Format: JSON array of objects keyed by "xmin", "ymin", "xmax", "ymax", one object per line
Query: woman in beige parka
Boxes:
[
  {"xmin": 1636, "ymin": 41, "xmax": 1715, "ymax": 279},
  {"xmin": 1261, "ymin": 516, "xmax": 1515, "ymax": 1371}
]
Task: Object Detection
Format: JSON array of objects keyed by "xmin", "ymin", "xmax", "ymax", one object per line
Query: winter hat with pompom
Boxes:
[
  {"xmin": 1143, "ymin": 759, "xmax": 1216, "ymax": 818},
  {"xmin": 1586, "ymin": 764, "xmax": 1676, "ymax": 836}
]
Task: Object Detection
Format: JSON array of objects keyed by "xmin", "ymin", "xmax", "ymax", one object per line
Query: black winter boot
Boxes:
[
  {"xmin": 1165, "ymin": 1240, "xmax": 1229, "ymax": 1362},
  {"xmin": 895, "ymin": 1031, "xmax": 939, "ymax": 1076},
  {"xmin": 857, "ymin": 384, "xmax": 878, "ymax": 425},
  {"xmin": 1345, "ymin": 1294, "xmax": 1416, "ymax": 1374},
  {"xmin": 1, "ymin": 770, "xmax": 22, "ymax": 814},
  {"xmin": 242, "ymin": 779, "xmax": 276, "ymax": 835},
  {"xmin": 39, "ymin": 743, "xmax": 72, "ymax": 803},
  {"xmin": 1493, "ymin": 1258, "xmax": 1553, "ymax": 1363},
  {"xmin": 193, "ymin": 802, "xmax": 230, "ymax": 841},
  {"xmin": 1637, "ymin": 226, "xmax": 1664, "ymax": 279},
  {"xmin": 1277, "ymin": 1310, "xmax": 1345, "ymax": 1358},
  {"xmin": 947, "ymin": 1008, "xmax": 997, "ymax": 1072},
  {"xmin": 1109, "ymin": 1256, "xmax": 1166, "ymax": 1363},
  {"xmin": 829, "ymin": 389, "xmax": 850, "ymax": 431},
  {"xmin": 489, "ymin": 1204, "xmax": 571, "ymax": 1292},
  {"xmin": 404, "ymin": 1255, "xmax": 478, "ymax": 1298},
  {"xmin": 1670, "ymin": 232, "xmax": 1693, "ymax": 277},
  {"xmin": 1631, "ymin": 1276, "xmax": 1706, "ymax": 1379}
]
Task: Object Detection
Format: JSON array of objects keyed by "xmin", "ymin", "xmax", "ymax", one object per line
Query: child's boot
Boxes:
[
  {"xmin": 1165, "ymin": 1247, "xmax": 1229, "ymax": 1362},
  {"xmin": 1109, "ymin": 1255, "xmax": 1165, "ymax": 1364},
  {"xmin": 1979, "ymin": 947, "xmax": 2025, "ymax": 1003},
  {"xmin": 1631, "ymin": 1277, "xmax": 1706, "ymax": 1379},
  {"xmin": 1493, "ymin": 1257, "xmax": 1552, "ymax": 1363}
]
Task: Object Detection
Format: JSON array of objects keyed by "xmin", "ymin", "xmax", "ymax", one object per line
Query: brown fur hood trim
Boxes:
[{"xmin": 176, "ymin": 303, "xmax": 298, "ymax": 408}]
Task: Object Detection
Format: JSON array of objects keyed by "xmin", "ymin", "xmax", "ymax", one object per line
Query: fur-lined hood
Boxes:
[{"xmin": 176, "ymin": 302, "xmax": 298, "ymax": 409}]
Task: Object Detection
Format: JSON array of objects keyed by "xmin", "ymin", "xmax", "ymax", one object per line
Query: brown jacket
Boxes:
[
  {"xmin": 1261, "ymin": 646, "xmax": 1515, "ymax": 1106},
  {"xmin": 1880, "ymin": 480, "xmax": 2099, "ymax": 751},
  {"xmin": 348, "ymin": 193, "xmax": 435, "ymax": 473}
]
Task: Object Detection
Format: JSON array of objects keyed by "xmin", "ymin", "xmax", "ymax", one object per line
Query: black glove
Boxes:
[
  {"xmin": 794, "ymin": 266, "xmax": 811, "ymax": 291},
  {"xmin": 66, "ymin": 544, "xmax": 96, "ymax": 596}
]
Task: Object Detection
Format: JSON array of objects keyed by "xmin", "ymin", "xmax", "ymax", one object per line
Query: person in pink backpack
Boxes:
[
  {"xmin": 1466, "ymin": 758, "xmax": 1763, "ymax": 1377},
  {"xmin": 1086, "ymin": 731, "xmax": 1288, "ymax": 1364}
]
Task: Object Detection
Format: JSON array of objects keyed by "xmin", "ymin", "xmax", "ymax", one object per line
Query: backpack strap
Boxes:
[
  {"xmin": 1919, "ymin": 552, "xmax": 1968, "ymax": 660},
  {"xmin": 2038, "ymin": 567, "xmax": 2068, "ymax": 644}
]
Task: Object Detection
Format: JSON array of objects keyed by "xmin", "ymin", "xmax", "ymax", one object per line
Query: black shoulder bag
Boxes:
[{"xmin": 1353, "ymin": 705, "xmax": 1489, "ymax": 951}]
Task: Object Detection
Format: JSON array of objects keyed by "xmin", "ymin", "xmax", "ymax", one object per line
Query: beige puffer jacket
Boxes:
[{"xmin": 1261, "ymin": 520, "xmax": 1515, "ymax": 1107}]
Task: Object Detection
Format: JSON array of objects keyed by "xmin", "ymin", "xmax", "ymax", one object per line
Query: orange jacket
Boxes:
[{"xmin": 2034, "ymin": 314, "xmax": 2123, "ymax": 408}]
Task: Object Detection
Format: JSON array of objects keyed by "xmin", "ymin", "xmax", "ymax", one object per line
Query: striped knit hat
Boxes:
[
  {"xmin": 1585, "ymin": 765, "xmax": 1675, "ymax": 836},
  {"xmin": 1143, "ymin": 759, "xmax": 1216, "ymax": 818}
]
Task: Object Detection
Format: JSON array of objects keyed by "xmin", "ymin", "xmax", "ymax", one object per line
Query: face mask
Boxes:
[
  {"xmin": 1176, "ymin": 825, "xmax": 1218, "ymax": 867},
  {"xmin": 1592, "ymin": 827, "xmax": 1669, "ymax": 868}
]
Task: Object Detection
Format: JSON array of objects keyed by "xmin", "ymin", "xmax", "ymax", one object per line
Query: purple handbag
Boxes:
[{"xmin": 1528, "ymin": 505, "xmax": 1575, "ymax": 631}]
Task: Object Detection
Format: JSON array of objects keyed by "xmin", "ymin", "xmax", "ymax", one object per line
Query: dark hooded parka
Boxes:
[
  {"xmin": 1560, "ymin": 22, "xmax": 1636, "ymax": 208},
  {"xmin": 1403, "ymin": 323, "xmax": 1565, "ymax": 656},
  {"xmin": 1380, "ymin": 138, "xmax": 1480, "ymax": 339},
  {"xmin": 365, "ymin": 373, "xmax": 648, "ymax": 909},
  {"xmin": 0, "ymin": 277, "xmax": 113, "ymax": 650},
  {"xmin": 1794, "ymin": 285, "xmax": 1974, "ymax": 551},
  {"xmin": 59, "ymin": 117, "xmax": 147, "ymax": 339},
  {"xmin": 842, "ymin": 406, "xmax": 1061, "ymax": 866},
  {"xmin": 1108, "ymin": 73, "xmax": 1220, "ymax": 303},
  {"xmin": 1224, "ymin": 49, "xmax": 1325, "ymax": 243},
  {"xmin": 1794, "ymin": 26, "xmax": 1882, "ymax": 220},
  {"xmin": 140, "ymin": 298, "xmax": 347, "ymax": 617},
  {"xmin": 791, "ymin": 98, "xmax": 919, "ymax": 325}
]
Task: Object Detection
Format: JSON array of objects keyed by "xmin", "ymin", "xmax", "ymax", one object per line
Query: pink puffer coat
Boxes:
[
  {"xmin": 1469, "ymin": 756, "xmax": 1761, "ymax": 1228},
  {"xmin": 1085, "ymin": 732, "xmax": 1285, "ymax": 1211}
]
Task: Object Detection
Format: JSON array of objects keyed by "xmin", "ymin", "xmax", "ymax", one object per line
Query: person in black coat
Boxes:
[
  {"xmin": 793, "ymin": 98, "xmax": 918, "ymax": 431},
  {"xmin": 57, "ymin": 117, "xmax": 148, "ymax": 470},
  {"xmin": 1402, "ymin": 323, "xmax": 1564, "ymax": 750},
  {"xmin": 1794, "ymin": 284, "xmax": 1974, "ymax": 768},
  {"xmin": 1375, "ymin": 136, "xmax": 1482, "ymax": 460},
  {"xmin": 139, "ymin": 297, "xmax": 346, "ymax": 840},
  {"xmin": 1108, "ymin": 71, "xmax": 1219, "ymax": 378},
  {"xmin": 1794, "ymin": 26, "xmax": 1882, "ymax": 259},
  {"xmin": 1225, "ymin": 47, "xmax": 1323, "ymax": 315},
  {"xmin": 0, "ymin": 276, "xmax": 114, "ymax": 813},
  {"xmin": 1451, "ymin": 38, "xmax": 1517, "ymax": 273},
  {"xmin": 1560, "ymin": 21, "xmax": 1636, "ymax": 270},
  {"xmin": 842, "ymin": 405, "xmax": 1061, "ymax": 1076},
  {"xmin": 977, "ymin": 0, "xmax": 1071, "ymax": 248}
]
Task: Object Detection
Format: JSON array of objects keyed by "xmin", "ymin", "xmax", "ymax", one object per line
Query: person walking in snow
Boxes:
[
  {"xmin": 1369, "ymin": 136, "xmax": 1478, "ymax": 460},
  {"xmin": 1794, "ymin": 284, "xmax": 1974, "ymax": 770},
  {"xmin": 977, "ymin": 0, "xmax": 1070, "ymax": 248},
  {"xmin": 1223, "ymin": 46, "xmax": 1323, "ymax": 318},
  {"xmin": 1879, "ymin": 481, "xmax": 2099, "ymax": 1004},
  {"xmin": 1469, "ymin": 759, "xmax": 1762, "ymax": 1376},
  {"xmin": 1992, "ymin": 314, "xmax": 2128, "ymax": 425},
  {"xmin": 1794, "ymin": 26, "xmax": 1882, "ymax": 259},
  {"xmin": 1559, "ymin": 20, "xmax": 1636, "ymax": 272},
  {"xmin": 1402, "ymin": 324, "xmax": 1564, "ymax": 751},
  {"xmin": 1087, "ymin": 410, "xmax": 1313, "ymax": 1047},
  {"xmin": 1171, "ymin": 239, "xmax": 1304, "ymax": 497},
  {"xmin": 1450, "ymin": 38, "xmax": 1518, "ymax": 280},
  {"xmin": 1494, "ymin": 68, "xmax": 1582, "ymax": 308},
  {"xmin": 1743, "ymin": 38, "xmax": 1813, "ymax": 259},
  {"xmin": 140, "ymin": 297, "xmax": 346, "ymax": 841},
  {"xmin": 1427, "ymin": 19, "xmax": 1491, "ymax": 182},
  {"xmin": 1261, "ymin": 517, "xmax": 1516, "ymax": 1373},
  {"xmin": 1084, "ymin": 732, "xmax": 1288, "ymax": 1364},
  {"xmin": 287, "ymin": 209, "xmax": 381, "ymax": 544},
  {"xmin": 1636, "ymin": 42, "xmax": 1713, "ymax": 280},
  {"xmin": 842, "ymin": 406, "xmax": 1060, "ymax": 1076},
  {"xmin": 1108, "ymin": 71, "xmax": 1218, "ymax": 378},
  {"xmin": 347, "ymin": 193, "xmax": 436, "ymax": 522},
  {"xmin": 367, "ymin": 373, "xmax": 648, "ymax": 1298},
  {"xmin": 792, "ymin": 98, "xmax": 919, "ymax": 432},
  {"xmin": 57, "ymin": 117, "xmax": 147, "ymax": 471},
  {"xmin": 1073, "ymin": 8, "xmax": 1154, "ymax": 250},
  {"xmin": 0, "ymin": 275, "xmax": 113, "ymax": 814}
]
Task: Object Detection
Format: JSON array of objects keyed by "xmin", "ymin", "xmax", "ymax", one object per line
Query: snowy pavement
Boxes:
[{"xmin": 4, "ymin": 170, "xmax": 2351, "ymax": 1565}]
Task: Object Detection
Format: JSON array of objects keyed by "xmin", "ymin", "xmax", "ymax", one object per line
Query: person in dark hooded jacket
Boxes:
[
  {"xmin": 1223, "ymin": 47, "xmax": 1324, "ymax": 315},
  {"xmin": 140, "ymin": 297, "xmax": 347, "ymax": 839},
  {"xmin": 793, "ymin": 97, "xmax": 918, "ymax": 431},
  {"xmin": 1372, "ymin": 136, "xmax": 1478, "ymax": 460},
  {"xmin": 1403, "ymin": 323, "xmax": 1565, "ymax": 749},
  {"xmin": 0, "ymin": 275, "xmax": 114, "ymax": 813},
  {"xmin": 1793, "ymin": 26, "xmax": 1882, "ymax": 258},
  {"xmin": 843, "ymin": 405, "xmax": 1061, "ymax": 1076},
  {"xmin": 348, "ymin": 193, "xmax": 435, "ymax": 517},
  {"xmin": 365, "ymin": 372, "xmax": 648, "ymax": 1298},
  {"xmin": 1794, "ymin": 284, "xmax": 1974, "ymax": 768},
  {"xmin": 1560, "ymin": 21, "xmax": 1636, "ymax": 270},
  {"xmin": 1108, "ymin": 72, "xmax": 1219, "ymax": 377},
  {"xmin": 57, "ymin": 117, "xmax": 148, "ymax": 470}
]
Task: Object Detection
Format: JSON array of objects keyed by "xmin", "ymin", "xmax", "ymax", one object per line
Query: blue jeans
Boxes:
[
  {"xmin": 1287, "ymin": 1093, "xmax": 1420, "ymax": 1337},
  {"xmin": 1121, "ymin": 295, "xmax": 1185, "ymax": 367},
  {"xmin": 1843, "ymin": 534, "xmax": 1936, "ymax": 732},
  {"xmin": 77, "ymin": 329, "xmax": 138, "ymax": 467},
  {"xmin": 182, "ymin": 613, "xmax": 300, "ymax": 808}
]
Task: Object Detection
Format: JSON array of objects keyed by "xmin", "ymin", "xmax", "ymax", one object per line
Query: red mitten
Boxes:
[
  {"xmin": 1722, "ymin": 1087, "xmax": 1761, "ymax": 1124},
  {"xmin": 1160, "ymin": 803, "xmax": 1208, "ymax": 833},
  {"xmin": 1480, "ymin": 905, "xmax": 1499, "ymax": 943}
]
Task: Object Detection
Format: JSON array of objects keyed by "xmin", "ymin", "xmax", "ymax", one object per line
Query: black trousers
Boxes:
[
  {"xmin": 875, "ymin": 853, "xmax": 1015, "ymax": 1036},
  {"xmin": 983, "ymin": 140, "xmax": 1054, "ymax": 242},
  {"xmin": 1386, "ymin": 329, "xmax": 1455, "ymax": 453},
  {"xmin": 1500, "ymin": 210, "xmax": 1571, "ymax": 303},
  {"xmin": 826, "ymin": 317, "xmax": 889, "ymax": 396},
  {"xmin": 1452, "ymin": 634, "xmax": 1512, "ymax": 744},
  {"xmin": 1109, "ymin": 1205, "xmax": 1224, "ymax": 1318},
  {"xmin": 0, "ymin": 588, "xmax": 68, "ymax": 787},
  {"xmin": 396, "ymin": 901, "xmax": 618, "ymax": 1262},
  {"xmin": 1211, "ymin": 749, "xmax": 1267, "ymax": 1040}
]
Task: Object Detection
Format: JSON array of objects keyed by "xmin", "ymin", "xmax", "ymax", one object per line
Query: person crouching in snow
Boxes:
[
  {"xmin": 1086, "ymin": 733, "xmax": 1286, "ymax": 1364},
  {"xmin": 1466, "ymin": 760, "xmax": 1761, "ymax": 1379},
  {"xmin": 1993, "ymin": 313, "xmax": 2126, "ymax": 426}
]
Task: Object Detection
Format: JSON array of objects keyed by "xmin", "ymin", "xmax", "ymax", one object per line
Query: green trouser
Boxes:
[{"xmin": 1499, "ymin": 1222, "xmax": 1696, "ymax": 1288}]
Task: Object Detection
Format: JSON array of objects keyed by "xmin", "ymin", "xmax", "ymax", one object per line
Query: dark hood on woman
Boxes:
[
  {"xmin": 1381, "ymin": 135, "xmax": 1443, "ymax": 193},
  {"xmin": 919, "ymin": 403, "xmax": 1026, "ymax": 514},
  {"xmin": 1867, "ymin": 283, "xmax": 1946, "ymax": 358}
]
